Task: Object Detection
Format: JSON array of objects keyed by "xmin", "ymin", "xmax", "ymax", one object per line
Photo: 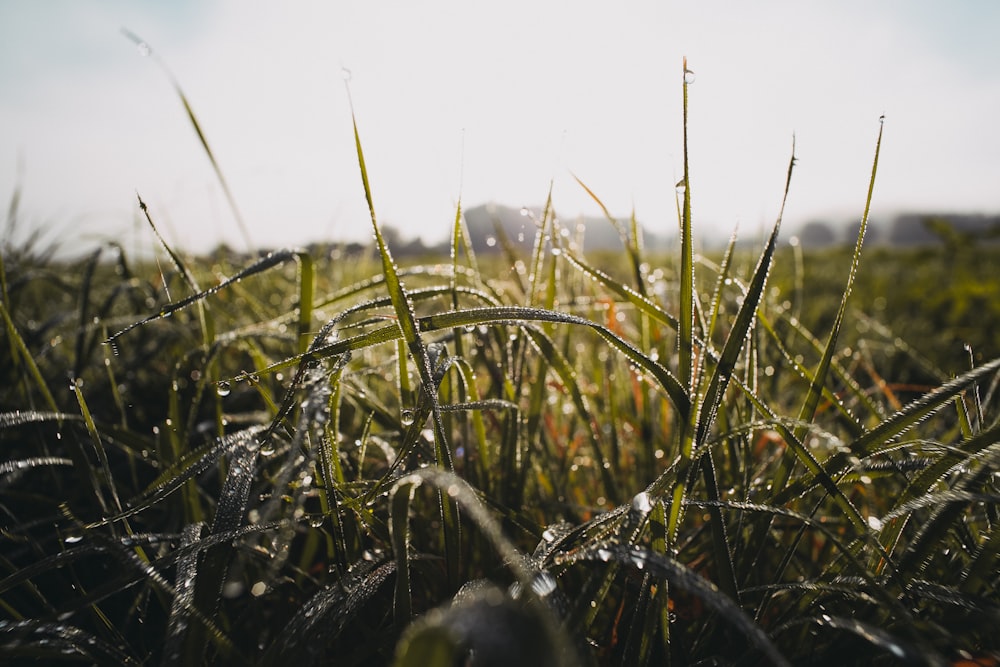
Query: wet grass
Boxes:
[{"xmin": 3, "ymin": 61, "xmax": 1000, "ymax": 665}]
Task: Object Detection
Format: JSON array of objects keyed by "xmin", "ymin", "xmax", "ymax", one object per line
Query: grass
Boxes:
[{"xmin": 2, "ymin": 59, "xmax": 1000, "ymax": 665}]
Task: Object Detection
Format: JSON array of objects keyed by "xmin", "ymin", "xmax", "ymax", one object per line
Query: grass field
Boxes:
[{"xmin": 3, "ymin": 65, "xmax": 1000, "ymax": 666}]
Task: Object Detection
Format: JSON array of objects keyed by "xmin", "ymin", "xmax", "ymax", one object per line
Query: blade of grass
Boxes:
[
  {"xmin": 782, "ymin": 118, "xmax": 883, "ymax": 490},
  {"xmin": 345, "ymin": 79, "xmax": 461, "ymax": 590},
  {"xmin": 122, "ymin": 30, "xmax": 253, "ymax": 252}
]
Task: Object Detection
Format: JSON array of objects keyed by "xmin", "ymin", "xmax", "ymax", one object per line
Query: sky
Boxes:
[{"xmin": 2, "ymin": 0, "xmax": 999, "ymax": 256}]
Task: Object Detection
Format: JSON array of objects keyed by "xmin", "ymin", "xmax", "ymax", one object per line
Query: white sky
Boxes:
[{"xmin": 2, "ymin": 0, "xmax": 999, "ymax": 255}]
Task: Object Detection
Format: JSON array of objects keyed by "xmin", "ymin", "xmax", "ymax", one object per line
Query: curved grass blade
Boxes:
[
  {"xmin": 0, "ymin": 456, "xmax": 73, "ymax": 484},
  {"xmin": 558, "ymin": 542, "xmax": 791, "ymax": 667},
  {"xmin": 774, "ymin": 613, "xmax": 945, "ymax": 666},
  {"xmin": 559, "ymin": 248, "xmax": 678, "ymax": 331},
  {"xmin": 0, "ymin": 620, "xmax": 140, "ymax": 666},
  {"xmin": 105, "ymin": 249, "xmax": 306, "ymax": 345},
  {"xmin": 260, "ymin": 560, "xmax": 396, "ymax": 667},
  {"xmin": 852, "ymin": 356, "xmax": 1000, "ymax": 457},
  {"xmin": 86, "ymin": 426, "xmax": 267, "ymax": 528},
  {"xmin": 388, "ymin": 468, "xmax": 581, "ymax": 666},
  {"xmin": 420, "ymin": 307, "xmax": 689, "ymax": 418},
  {"xmin": 393, "ymin": 582, "xmax": 558, "ymax": 667}
]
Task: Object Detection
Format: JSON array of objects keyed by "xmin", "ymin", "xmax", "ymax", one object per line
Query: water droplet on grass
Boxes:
[
  {"xmin": 401, "ymin": 409, "xmax": 415, "ymax": 426},
  {"xmin": 631, "ymin": 491, "xmax": 654, "ymax": 513},
  {"xmin": 530, "ymin": 572, "xmax": 557, "ymax": 597},
  {"xmin": 217, "ymin": 382, "xmax": 232, "ymax": 397},
  {"xmin": 684, "ymin": 68, "xmax": 696, "ymax": 84}
]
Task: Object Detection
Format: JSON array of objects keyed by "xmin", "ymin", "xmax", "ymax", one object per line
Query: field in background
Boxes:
[{"xmin": 3, "ymin": 212, "xmax": 1000, "ymax": 665}]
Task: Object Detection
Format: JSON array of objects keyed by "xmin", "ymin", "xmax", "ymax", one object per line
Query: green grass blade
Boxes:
[
  {"xmin": 678, "ymin": 57, "xmax": 695, "ymax": 394},
  {"xmin": 390, "ymin": 480, "xmax": 417, "ymax": 623},
  {"xmin": 791, "ymin": 119, "xmax": 883, "ymax": 445},
  {"xmin": 696, "ymin": 141, "xmax": 795, "ymax": 446},
  {"xmin": 0, "ymin": 300, "xmax": 59, "ymax": 413},
  {"xmin": 346, "ymin": 86, "xmax": 461, "ymax": 590}
]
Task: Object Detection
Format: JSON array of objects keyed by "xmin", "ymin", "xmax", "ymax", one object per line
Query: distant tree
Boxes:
[
  {"xmin": 845, "ymin": 219, "xmax": 880, "ymax": 245},
  {"xmin": 797, "ymin": 221, "xmax": 835, "ymax": 248}
]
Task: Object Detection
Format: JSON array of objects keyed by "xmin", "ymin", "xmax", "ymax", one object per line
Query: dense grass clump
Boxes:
[{"xmin": 3, "ymin": 62, "xmax": 1000, "ymax": 666}]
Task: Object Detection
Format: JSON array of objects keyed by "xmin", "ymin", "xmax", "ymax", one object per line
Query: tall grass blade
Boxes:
[
  {"xmin": 790, "ymin": 118, "xmax": 882, "ymax": 454},
  {"xmin": 161, "ymin": 522, "xmax": 204, "ymax": 665},
  {"xmin": 122, "ymin": 30, "xmax": 253, "ymax": 252},
  {"xmin": 345, "ymin": 82, "xmax": 461, "ymax": 589},
  {"xmin": 390, "ymin": 480, "xmax": 417, "ymax": 623},
  {"xmin": 696, "ymin": 140, "xmax": 795, "ymax": 445},
  {"xmin": 678, "ymin": 58, "xmax": 695, "ymax": 394}
]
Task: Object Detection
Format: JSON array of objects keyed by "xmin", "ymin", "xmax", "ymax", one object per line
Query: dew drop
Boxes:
[
  {"xmin": 217, "ymin": 381, "xmax": 232, "ymax": 397},
  {"xmin": 631, "ymin": 491, "xmax": 654, "ymax": 513},
  {"xmin": 64, "ymin": 534, "xmax": 83, "ymax": 545},
  {"xmin": 341, "ymin": 67, "xmax": 352, "ymax": 82},
  {"xmin": 684, "ymin": 68, "xmax": 696, "ymax": 84},
  {"xmin": 530, "ymin": 572, "xmax": 557, "ymax": 597},
  {"xmin": 400, "ymin": 409, "xmax": 416, "ymax": 426},
  {"xmin": 135, "ymin": 41, "xmax": 152, "ymax": 57},
  {"xmin": 222, "ymin": 581, "xmax": 244, "ymax": 599}
]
